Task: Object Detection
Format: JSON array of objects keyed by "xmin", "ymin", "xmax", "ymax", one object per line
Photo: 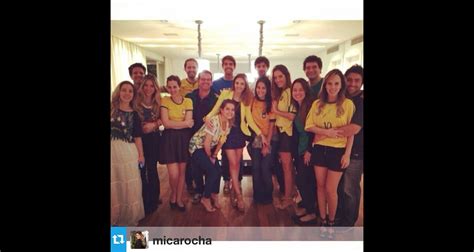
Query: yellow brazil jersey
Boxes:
[
  {"xmin": 275, "ymin": 88, "xmax": 297, "ymax": 136},
  {"xmin": 304, "ymin": 98, "xmax": 355, "ymax": 148},
  {"xmin": 160, "ymin": 96, "xmax": 193, "ymax": 122},
  {"xmin": 251, "ymin": 99, "xmax": 275, "ymax": 138},
  {"xmin": 179, "ymin": 78, "xmax": 198, "ymax": 97}
]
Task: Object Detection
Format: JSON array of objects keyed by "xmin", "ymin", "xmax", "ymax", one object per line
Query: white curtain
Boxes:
[
  {"xmin": 164, "ymin": 56, "xmax": 173, "ymax": 82},
  {"xmin": 111, "ymin": 36, "xmax": 147, "ymax": 93}
]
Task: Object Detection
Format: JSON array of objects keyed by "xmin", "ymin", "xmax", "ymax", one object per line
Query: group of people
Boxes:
[{"xmin": 110, "ymin": 55, "xmax": 364, "ymax": 239}]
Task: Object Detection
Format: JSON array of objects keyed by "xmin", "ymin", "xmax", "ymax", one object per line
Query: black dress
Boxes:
[{"xmin": 222, "ymin": 101, "xmax": 246, "ymax": 149}]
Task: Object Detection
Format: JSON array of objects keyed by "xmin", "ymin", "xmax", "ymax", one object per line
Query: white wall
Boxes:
[
  {"xmin": 114, "ymin": 36, "xmax": 363, "ymax": 89},
  {"xmin": 164, "ymin": 58, "xmax": 307, "ymax": 83},
  {"xmin": 318, "ymin": 40, "xmax": 364, "ymax": 76},
  {"xmin": 143, "ymin": 49, "xmax": 164, "ymax": 63},
  {"xmin": 160, "ymin": 40, "xmax": 363, "ymax": 84}
]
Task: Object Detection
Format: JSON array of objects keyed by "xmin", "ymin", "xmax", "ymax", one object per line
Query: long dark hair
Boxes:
[
  {"xmin": 254, "ymin": 76, "xmax": 272, "ymax": 114},
  {"xmin": 291, "ymin": 78, "xmax": 313, "ymax": 123},
  {"xmin": 271, "ymin": 64, "xmax": 291, "ymax": 100}
]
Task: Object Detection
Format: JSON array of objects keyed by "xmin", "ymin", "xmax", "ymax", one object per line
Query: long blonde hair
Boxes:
[
  {"xmin": 111, "ymin": 81, "xmax": 137, "ymax": 117},
  {"xmin": 136, "ymin": 74, "xmax": 161, "ymax": 122},
  {"xmin": 232, "ymin": 73, "xmax": 253, "ymax": 106},
  {"xmin": 315, "ymin": 69, "xmax": 347, "ymax": 117}
]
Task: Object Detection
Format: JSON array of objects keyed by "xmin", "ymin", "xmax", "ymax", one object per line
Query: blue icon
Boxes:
[{"xmin": 111, "ymin": 227, "xmax": 126, "ymax": 252}]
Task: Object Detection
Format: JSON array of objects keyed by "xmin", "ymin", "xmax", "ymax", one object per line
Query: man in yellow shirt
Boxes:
[
  {"xmin": 178, "ymin": 59, "xmax": 199, "ymax": 192},
  {"xmin": 180, "ymin": 58, "xmax": 199, "ymax": 97}
]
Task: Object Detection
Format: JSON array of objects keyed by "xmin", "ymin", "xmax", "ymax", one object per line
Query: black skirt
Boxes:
[
  {"xmin": 160, "ymin": 128, "xmax": 192, "ymax": 164},
  {"xmin": 222, "ymin": 126, "xmax": 247, "ymax": 150}
]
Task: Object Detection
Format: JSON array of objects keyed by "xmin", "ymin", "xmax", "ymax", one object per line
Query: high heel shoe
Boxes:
[
  {"xmin": 320, "ymin": 216, "xmax": 328, "ymax": 238},
  {"xmin": 294, "ymin": 206, "xmax": 307, "ymax": 217},
  {"xmin": 327, "ymin": 219, "xmax": 335, "ymax": 240},
  {"xmin": 176, "ymin": 202, "xmax": 186, "ymax": 212},
  {"xmin": 295, "ymin": 200, "xmax": 304, "ymax": 208},
  {"xmin": 277, "ymin": 197, "xmax": 294, "ymax": 209},
  {"xmin": 223, "ymin": 181, "xmax": 230, "ymax": 194},
  {"xmin": 230, "ymin": 189, "xmax": 237, "ymax": 207},
  {"xmin": 211, "ymin": 195, "xmax": 221, "ymax": 209},
  {"xmin": 169, "ymin": 201, "xmax": 177, "ymax": 209},
  {"xmin": 236, "ymin": 194, "xmax": 244, "ymax": 212},
  {"xmin": 294, "ymin": 213, "xmax": 317, "ymax": 226}
]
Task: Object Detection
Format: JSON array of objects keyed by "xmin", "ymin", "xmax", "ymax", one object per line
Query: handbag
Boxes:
[{"xmin": 251, "ymin": 135, "xmax": 263, "ymax": 149}]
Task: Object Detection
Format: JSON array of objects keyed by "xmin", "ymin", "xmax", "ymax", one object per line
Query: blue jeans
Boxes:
[
  {"xmin": 192, "ymin": 159, "xmax": 205, "ymax": 195},
  {"xmin": 295, "ymin": 154, "xmax": 316, "ymax": 214},
  {"xmin": 191, "ymin": 149, "xmax": 222, "ymax": 198},
  {"xmin": 336, "ymin": 159, "xmax": 363, "ymax": 226},
  {"xmin": 185, "ymin": 159, "xmax": 194, "ymax": 188},
  {"xmin": 249, "ymin": 146, "xmax": 273, "ymax": 203}
]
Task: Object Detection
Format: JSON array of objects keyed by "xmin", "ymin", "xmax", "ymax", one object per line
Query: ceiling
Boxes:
[{"xmin": 111, "ymin": 20, "xmax": 363, "ymax": 61}]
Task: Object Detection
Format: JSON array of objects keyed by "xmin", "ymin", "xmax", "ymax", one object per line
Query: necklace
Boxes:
[
  {"xmin": 141, "ymin": 102, "xmax": 153, "ymax": 109},
  {"xmin": 219, "ymin": 115, "xmax": 227, "ymax": 131}
]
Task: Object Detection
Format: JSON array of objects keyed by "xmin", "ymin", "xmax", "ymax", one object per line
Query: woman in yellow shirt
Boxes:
[
  {"xmin": 305, "ymin": 69, "xmax": 355, "ymax": 239},
  {"xmin": 160, "ymin": 75, "xmax": 194, "ymax": 211},
  {"xmin": 249, "ymin": 76, "xmax": 275, "ymax": 204},
  {"xmin": 204, "ymin": 73, "xmax": 267, "ymax": 211},
  {"xmin": 271, "ymin": 65, "xmax": 297, "ymax": 209}
]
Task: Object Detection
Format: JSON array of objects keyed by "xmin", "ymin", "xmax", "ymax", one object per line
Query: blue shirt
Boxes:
[{"xmin": 211, "ymin": 77, "xmax": 233, "ymax": 94}]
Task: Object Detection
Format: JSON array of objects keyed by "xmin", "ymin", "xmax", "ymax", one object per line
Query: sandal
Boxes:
[
  {"xmin": 230, "ymin": 189, "xmax": 237, "ymax": 207},
  {"xmin": 211, "ymin": 195, "xmax": 221, "ymax": 209},
  {"xmin": 278, "ymin": 197, "xmax": 293, "ymax": 209},
  {"xmin": 200, "ymin": 198, "xmax": 216, "ymax": 212},
  {"xmin": 236, "ymin": 194, "xmax": 245, "ymax": 212},
  {"xmin": 320, "ymin": 216, "xmax": 328, "ymax": 238},
  {"xmin": 327, "ymin": 219, "xmax": 336, "ymax": 240},
  {"xmin": 294, "ymin": 207, "xmax": 307, "ymax": 217}
]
